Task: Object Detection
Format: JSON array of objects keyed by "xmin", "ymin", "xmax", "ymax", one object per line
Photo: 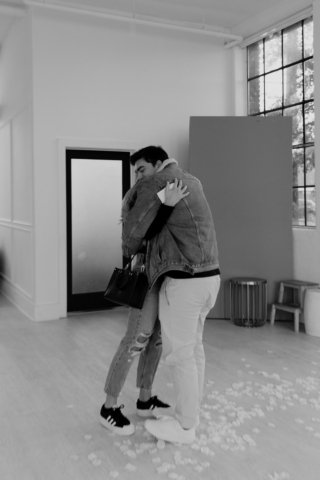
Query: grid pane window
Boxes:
[
  {"xmin": 265, "ymin": 32, "xmax": 281, "ymax": 72},
  {"xmin": 283, "ymin": 22, "xmax": 302, "ymax": 65},
  {"xmin": 247, "ymin": 17, "xmax": 315, "ymax": 227},
  {"xmin": 248, "ymin": 40, "xmax": 264, "ymax": 77}
]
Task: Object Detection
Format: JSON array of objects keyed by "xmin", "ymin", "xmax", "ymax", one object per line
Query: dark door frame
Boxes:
[{"xmin": 66, "ymin": 149, "xmax": 131, "ymax": 312}]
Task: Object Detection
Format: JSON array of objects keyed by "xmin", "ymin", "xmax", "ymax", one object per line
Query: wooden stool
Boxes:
[{"xmin": 270, "ymin": 280, "xmax": 319, "ymax": 332}]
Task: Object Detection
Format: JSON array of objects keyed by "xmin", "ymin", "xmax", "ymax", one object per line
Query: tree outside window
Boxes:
[{"xmin": 247, "ymin": 17, "xmax": 315, "ymax": 227}]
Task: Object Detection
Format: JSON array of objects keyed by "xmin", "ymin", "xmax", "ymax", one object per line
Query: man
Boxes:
[{"xmin": 122, "ymin": 145, "xmax": 220, "ymax": 444}]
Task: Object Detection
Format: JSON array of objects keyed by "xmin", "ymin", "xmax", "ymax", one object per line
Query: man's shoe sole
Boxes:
[
  {"xmin": 100, "ymin": 416, "xmax": 135, "ymax": 436},
  {"xmin": 151, "ymin": 407, "xmax": 176, "ymax": 418},
  {"xmin": 144, "ymin": 420, "xmax": 195, "ymax": 444}
]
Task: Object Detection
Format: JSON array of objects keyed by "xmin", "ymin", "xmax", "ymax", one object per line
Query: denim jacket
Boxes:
[{"xmin": 122, "ymin": 164, "xmax": 219, "ymax": 288}]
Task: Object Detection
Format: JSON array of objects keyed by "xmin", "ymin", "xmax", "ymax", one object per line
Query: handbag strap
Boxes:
[{"xmin": 124, "ymin": 254, "xmax": 145, "ymax": 272}]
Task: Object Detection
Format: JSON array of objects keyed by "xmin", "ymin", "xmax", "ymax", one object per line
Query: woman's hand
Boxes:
[{"xmin": 164, "ymin": 178, "xmax": 189, "ymax": 207}]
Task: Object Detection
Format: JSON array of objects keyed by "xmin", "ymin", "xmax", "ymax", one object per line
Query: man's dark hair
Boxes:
[{"xmin": 130, "ymin": 146, "xmax": 169, "ymax": 166}]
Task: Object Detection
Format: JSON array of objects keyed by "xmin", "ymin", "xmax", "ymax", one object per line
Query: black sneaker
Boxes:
[
  {"xmin": 136, "ymin": 396, "xmax": 172, "ymax": 418},
  {"xmin": 100, "ymin": 404, "xmax": 135, "ymax": 435}
]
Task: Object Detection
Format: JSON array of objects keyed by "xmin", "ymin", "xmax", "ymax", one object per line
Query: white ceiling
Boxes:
[{"xmin": 0, "ymin": 0, "xmax": 305, "ymax": 44}]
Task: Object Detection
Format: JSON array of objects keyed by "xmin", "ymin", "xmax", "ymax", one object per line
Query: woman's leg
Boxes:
[
  {"xmin": 136, "ymin": 279, "xmax": 162, "ymax": 400},
  {"xmin": 104, "ymin": 282, "xmax": 160, "ymax": 403}
]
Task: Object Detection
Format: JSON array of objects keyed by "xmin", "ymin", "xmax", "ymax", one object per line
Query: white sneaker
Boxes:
[
  {"xmin": 144, "ymin": 416, "xmax": 195, "ymax": 444},
  {"xmin": 151, "ymin": 406, "xmax": 176, "ymax": 419}
]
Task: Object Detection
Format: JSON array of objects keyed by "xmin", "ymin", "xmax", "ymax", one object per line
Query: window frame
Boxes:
[{"xmin": 247, "ymin": 17, "xmax": 315, "ymax": 228}]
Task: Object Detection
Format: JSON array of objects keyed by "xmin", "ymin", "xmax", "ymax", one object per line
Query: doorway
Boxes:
[{"xmin": 66, "ymin": 149, "xmax": 131, "ymax": 312}]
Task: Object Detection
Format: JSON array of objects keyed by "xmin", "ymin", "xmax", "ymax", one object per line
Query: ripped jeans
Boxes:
[{"xmin": 104, "ymin": 277, "xmax": 162, "ymax": 398}]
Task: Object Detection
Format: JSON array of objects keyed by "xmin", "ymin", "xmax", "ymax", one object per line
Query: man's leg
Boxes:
[
  {"xmin": 160, "ymin": 276, "xmax": 220, "ymax": 428},
  {"xmin": 145, "ymin": 275, "xmax": 220, "ymax": 443}
]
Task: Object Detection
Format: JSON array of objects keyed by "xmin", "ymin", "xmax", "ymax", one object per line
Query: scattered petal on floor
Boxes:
[
  {"xmin": 109, "ymin": 471, "xmax": 120, "ymax": 478},
  {"xmin": 268, "ymin": 472, "xmax": 290, "ymax": 480},
  {"xmin": 103, "ymin": 359, "xmax": 320, "ymax": 479},
  {"xmin": 125, "ymin": 463, "xmax": 137, "ymax": 471},
  {"xmin": 125, "ymin": 450, "xmax": 137, "ymax": 459},
  {"xmin": 92, "ymin": 458, "xmax": 102, "ymax": 466},
  {"xmin": 87, "ymin": 453, "xmax": 97, "ymax": 461},
  {"xmin": 194, "ymin": 465, "xmax": 204, "ymax": 472},
  {"xmin": 157, "ymin": 462, "xmax": 174, "ymax": 474}
]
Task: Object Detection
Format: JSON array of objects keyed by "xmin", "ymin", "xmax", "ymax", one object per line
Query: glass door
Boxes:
[{"xmin": 66, "ymin": 149, "xmax": 131, "ymax": 312}]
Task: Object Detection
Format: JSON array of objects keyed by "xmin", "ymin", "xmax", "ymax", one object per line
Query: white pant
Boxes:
[{"xmin": 159, "ymin": 275, "xmax": 220, "ymax": 429}]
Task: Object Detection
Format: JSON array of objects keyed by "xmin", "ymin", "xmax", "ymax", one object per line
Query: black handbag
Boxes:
[{"xmin": 104, "ymin": 256, "xmax": 149, "ymax": 309}]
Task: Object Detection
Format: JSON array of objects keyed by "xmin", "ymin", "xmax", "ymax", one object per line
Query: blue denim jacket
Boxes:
[{"xmin": 122, "ymin": 164, "xmax": 219, "ymax": 288}]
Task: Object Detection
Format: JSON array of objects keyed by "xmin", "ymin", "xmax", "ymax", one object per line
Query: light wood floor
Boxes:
[{"xmin": 1, "ymin": 294, "xmax": 320, "ymax": 480}]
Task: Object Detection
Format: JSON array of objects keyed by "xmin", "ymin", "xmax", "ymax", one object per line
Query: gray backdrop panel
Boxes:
[{"xmin": 189, "ymin": 116, "xmax": 293, "ymax": 319}]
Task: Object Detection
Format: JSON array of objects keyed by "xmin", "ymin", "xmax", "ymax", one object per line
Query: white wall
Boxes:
[
  {"xmin": 29, "ymin": 7, "xmax": 234, "ymax": 319},
  {"xmin": 0, "ymin": 14, "xmax": 35, "ymax": 319}
]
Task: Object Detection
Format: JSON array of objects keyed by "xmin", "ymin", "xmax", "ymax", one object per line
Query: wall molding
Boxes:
[
  {"xmin": 0, "ymin": 102, "xmax": 32, "ymax": 132},
  {"xmin": 0, "ymin": 220, "xmax": 33, "ymax": 230},
  {"xmin": 34, "ymin": 302, "xmax": 62, "ymax": 322},
  {"xmin": 1, "ymin": 276, "xmax": 34, "ymax": 321},
  {"xmin": 1, "ymin": 275, "xmax": 62, "ymax": 321},
  {"xmin": 1, "ymin": 268, "xmax": 33, "ymax": 299}
]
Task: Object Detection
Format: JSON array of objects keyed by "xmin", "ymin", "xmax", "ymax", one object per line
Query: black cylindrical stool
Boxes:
[{"xmin": 230, "ymin": 277, "xmax": 267, "ymax": 327}]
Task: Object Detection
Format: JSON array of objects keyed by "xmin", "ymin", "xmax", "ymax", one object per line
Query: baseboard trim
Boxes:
[
  {"xmin": 1, "ymin": 281, "xmax": 34, "ymax": 321},
  {"xmin": 0, "ymin": 277, "xmax": 62, "ymax": 321}
]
